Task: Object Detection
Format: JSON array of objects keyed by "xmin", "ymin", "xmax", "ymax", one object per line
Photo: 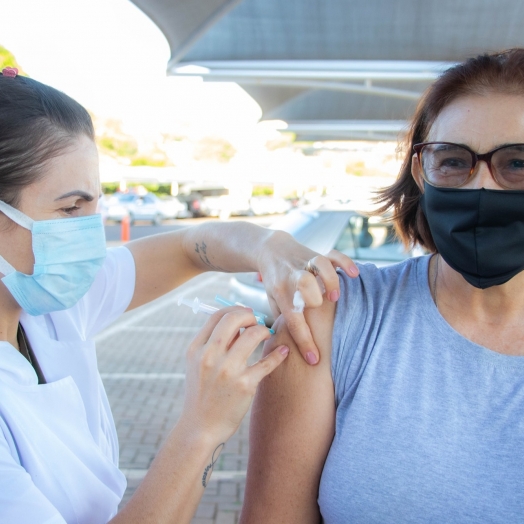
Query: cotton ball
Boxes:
[{"xmin": 292, "ymin": 290, "xmax": 305, "ymax": 313}]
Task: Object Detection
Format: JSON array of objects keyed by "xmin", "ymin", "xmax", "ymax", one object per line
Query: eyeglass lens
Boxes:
[{"xmin": 420, "ymin": 143, "xmax": 524, "ymax": 189}]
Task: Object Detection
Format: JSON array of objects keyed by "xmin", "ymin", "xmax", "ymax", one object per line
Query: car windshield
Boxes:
[
  {"xmin": 335, "ymin": 215, "xmax": 409, "ymax": 262},
  {"xmin": 270, "ymin": 209, "xmax": 410, "ymax": 264}
]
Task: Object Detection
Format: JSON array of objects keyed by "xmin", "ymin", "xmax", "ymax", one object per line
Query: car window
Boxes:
[
  {"xmin": 143, "ymin": 195, "xmax": 155, "ymax": 203},
  {"xmin": 335, "ymin": 215, "xmax": 409, "ymax": 262}
]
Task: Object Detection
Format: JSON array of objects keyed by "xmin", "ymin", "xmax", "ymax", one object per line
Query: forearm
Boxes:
[
  {"xmin": 126, "ymin": 223, "xmax": 288, "ymax": 310},
  {"xmin": 182, "ymin": 220, "xmax": 283, "ymax": 273},
  {"xmin": 111, "ymin": 418, "xmax": 223, "ymax": 524}
]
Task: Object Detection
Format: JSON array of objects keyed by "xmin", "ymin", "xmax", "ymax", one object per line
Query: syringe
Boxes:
[
  {"xmin": 215, "ymin": 295, "xmax": 268, "ymax": 326},
  {"xmin": 177, "ymin": 297, "xmax": 219, "ymax": 315},
  {"xmin": 178, "ymin": 296, "xmax": 275, "ymax": 334}
]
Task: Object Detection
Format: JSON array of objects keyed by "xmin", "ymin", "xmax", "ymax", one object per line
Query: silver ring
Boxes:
[{"xmin": 305, "ymin": 259, "xmax": 320, "ymax": 277}]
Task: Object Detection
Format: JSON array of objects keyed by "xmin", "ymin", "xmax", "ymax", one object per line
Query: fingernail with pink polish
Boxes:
[
  {"xmin": 329, "ymin": 290, "xmax": 340, "ymax": 302},
  {"xmin": 306, "ymin": 351, "xmax": 318, "ymax": 365},
  {"xmin": 279, "ymin": 346, "xmax": 290, "ymax": 356}
]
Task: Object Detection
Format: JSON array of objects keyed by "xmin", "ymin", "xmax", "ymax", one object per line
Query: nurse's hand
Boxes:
[
  {"xmin": 113, "ymin": 306, "xmax": 288, "ymax": 523},
  {"xmin": 179, "ymin": 307, "xmax": 289, "ymax": 443},
  {"xmin": 257, "ymin": 231, "xmax": 358, "ymax": 366}
]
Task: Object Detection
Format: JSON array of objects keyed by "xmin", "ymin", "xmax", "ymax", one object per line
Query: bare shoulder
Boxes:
[{"xmin": 240, "ymin": 299, "xmax": 337, "ymax": 524}]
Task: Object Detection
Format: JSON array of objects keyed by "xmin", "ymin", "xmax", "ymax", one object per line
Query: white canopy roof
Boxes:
[{"xmin": 131, "ymin": 0, "xmax": 524, "ymax": 140}]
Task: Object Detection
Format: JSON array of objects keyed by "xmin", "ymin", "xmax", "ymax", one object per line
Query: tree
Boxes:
[{"xmin": 0, "ymin": 46, "xmax": 27, "ymax": 75}]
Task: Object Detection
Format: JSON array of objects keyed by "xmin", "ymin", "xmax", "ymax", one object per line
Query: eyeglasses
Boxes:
[{"xmin": 413, "ymin": 142, "xmax": 524, "ymax": 189}]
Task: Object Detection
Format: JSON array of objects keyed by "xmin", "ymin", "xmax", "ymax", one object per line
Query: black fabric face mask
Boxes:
[{"xmin": 420, "ymin": 183, "xmax": 524, "ymax": 289}]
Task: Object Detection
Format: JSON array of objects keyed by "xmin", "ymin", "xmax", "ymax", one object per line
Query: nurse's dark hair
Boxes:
[
  {"xmin": 0, "ymin": 73, "xmax": 94, "ymax": 206},
  {"xmin": 375, "ymin": 47, "xmax": 524, "ymax": 252}
]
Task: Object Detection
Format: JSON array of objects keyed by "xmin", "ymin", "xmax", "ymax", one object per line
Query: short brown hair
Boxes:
[{"xmin": 375, "ymin": 48, "xmax": 524, "ymax": 252}]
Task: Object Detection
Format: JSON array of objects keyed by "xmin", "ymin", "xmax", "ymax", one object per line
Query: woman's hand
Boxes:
[
  {"xmin": 257, "ymin": 230, "xmax": 359, "ymax": 365},
  {"xmin": 179, "ymin": 307, "xmax": 290, "ymax": 444},
  {"xmin": 114, "ymin": 306, "xmax": 288, "ymax": 524}
]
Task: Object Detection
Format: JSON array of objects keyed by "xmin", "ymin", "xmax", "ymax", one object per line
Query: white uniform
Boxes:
[{"xmin": 0, "ymin": 247, "xmax": 135, "ymax": 524}]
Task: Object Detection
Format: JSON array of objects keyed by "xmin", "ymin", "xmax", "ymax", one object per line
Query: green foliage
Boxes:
[
  {"xmin": 98, "ymin": 136, "xmax": 138, "ymax": 158},
  {"xmin": 130, "ymin": 157, "xmax": 168, "ymax": 167},
  {"xmin": 102, "ymin": 183, "xmax": 120, "ymax": 194},
  {"xmin": 0, "ymin": 45, "xmax": 27, "ymax": 75},
  {"xmin": 153, "ymin": 184, "xmax": 171, "ymax": 195},
  {"xmin": 0, "ymin": 45, "xmax": 29, "ymax": 76},
  {"xmin": 101, "ymin": 182, "xmax": 172, "ymax": 196},
  {"xmin": 252, "ymin": 186, "xmax": 274, "ymax": 196}
]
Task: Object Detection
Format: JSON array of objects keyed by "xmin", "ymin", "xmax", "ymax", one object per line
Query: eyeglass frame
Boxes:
[{"xmin": 413, "ymin": 141, "xmax": 524, "ymax": 189}]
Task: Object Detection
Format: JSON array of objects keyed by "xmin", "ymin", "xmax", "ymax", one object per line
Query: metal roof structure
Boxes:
[{"xmin": 131, "ymin": 0, "xmax": 524, "ymax": 140}]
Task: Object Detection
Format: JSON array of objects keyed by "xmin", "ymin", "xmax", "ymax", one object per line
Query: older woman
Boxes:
[
  {"xmin": 0, "ymin": 68, "xmax": 356, "ymax": 523},
  {"xmin": 241, "ymin": 49, "xmax": 524, "ymax": 523}
]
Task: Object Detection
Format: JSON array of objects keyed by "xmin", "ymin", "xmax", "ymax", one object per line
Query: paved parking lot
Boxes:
[{"xmin": 96, "ymin": 270, "xmax": 258, "ymax": 523}]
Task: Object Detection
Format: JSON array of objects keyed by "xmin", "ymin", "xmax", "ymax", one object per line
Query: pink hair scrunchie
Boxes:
[{"xmin": 2, "ymin": 67, "xmax": 18, "ymax": 78}]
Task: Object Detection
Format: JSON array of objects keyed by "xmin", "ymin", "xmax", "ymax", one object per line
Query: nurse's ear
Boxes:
[{"xmin": 411, "ymin": 153, "xmax": 425, "ymax": 192}]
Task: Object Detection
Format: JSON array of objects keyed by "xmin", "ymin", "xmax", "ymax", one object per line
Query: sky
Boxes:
[{"xmin": 0, "ymin": 0, "xmax": 262, "ymax": 138}]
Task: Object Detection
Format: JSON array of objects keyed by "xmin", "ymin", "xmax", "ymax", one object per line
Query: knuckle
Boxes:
[
  {"xmin": 210, "ymin": 309, "xmax": 225, "ymax": 321},
  {"xmin": 309, "ymin": 295, "xmax": 323, "ymax": 307},
  {"xmin": 297, "ymin": 271, "xmax": 315, "ymax": 288},
  {"xmin": 247, "ymin": 324, "xmax": 270, "ymax": 339},
  {"xmin": 218, "ymin": 365, "xmax": 233, "ymax": 381},
  {"xmin": 322, "ymin": 273, "xmax": 339, "ymax": 288},
  {"xmin": 199, "ymin": 352, "xmax": 215, "ymax": 371},
  {"xmin": 257, "ymin": 356, "xmax": 273, "ymax": 374},
  {"xmin": 237, "ymin": 375, "xmax": 254, "ymax": 395},
  {"xmin": 224, "ymin": 308, "xmax": 252, "ymax": 324}
]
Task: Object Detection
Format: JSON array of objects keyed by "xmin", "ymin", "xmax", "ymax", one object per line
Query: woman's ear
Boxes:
[{"xmin": 411, "ymin": 153, "xmax": 424, "ymax": 192}]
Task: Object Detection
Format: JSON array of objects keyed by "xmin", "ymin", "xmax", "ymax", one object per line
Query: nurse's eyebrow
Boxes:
[{"xmin": 55, "ymin": 190, "xmax": 95, "ymax": 202}]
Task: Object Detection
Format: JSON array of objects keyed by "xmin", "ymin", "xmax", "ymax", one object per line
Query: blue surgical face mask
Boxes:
[{"xmin": 0, "ymin": 200, "xmax": 107, "ymax": 316}]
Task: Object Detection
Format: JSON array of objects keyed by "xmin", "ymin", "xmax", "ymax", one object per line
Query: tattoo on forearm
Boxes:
[
  {"xmin": 202, "ymin": 443, "xmax": 225, "ymax": 488},
  {"xmin": 195, "ymin": 241, "xmax": 224, "ymax": 271}
]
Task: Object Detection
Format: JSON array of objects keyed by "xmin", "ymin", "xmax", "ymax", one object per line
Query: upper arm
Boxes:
[
  {"xmin": 240, "ymin": 299, "xmax": 337, "ymax": 524},
  {"xmin": 73, "ymin": 246, "xmax": 135, "ymax": 339}
]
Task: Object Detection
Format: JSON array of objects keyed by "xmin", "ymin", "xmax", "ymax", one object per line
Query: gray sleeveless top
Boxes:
[{"xmin": 318, "ymin": 256, "xmax": 524, "ymax": 523}]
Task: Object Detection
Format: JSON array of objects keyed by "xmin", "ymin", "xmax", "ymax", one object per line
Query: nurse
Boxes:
[{"xmin": 0, "ymin": 68, "xmax": 356, "ymax": 523}]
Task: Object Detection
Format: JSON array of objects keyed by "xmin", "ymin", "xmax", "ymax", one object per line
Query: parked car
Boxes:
[
  {"xmin": 157, "ymin": 195, "xmax": 190, "ymax": 219},
  {"xmin": 249, "ymin": 196, "xmax": 292, "ymax": 216},
  {"xmin": 179, "ymin": 187, "xmax": 252, "ymax": 218},
  {"xmin": 98, "ymin": 195, "xmax": 129, "ymax": 224},
  {"xmin": 228, "ymin": 208, "xmax": 420, "ymax": 325},
  {"xmin": 177, "ymin": 192, "xmax": 208, "ymax": 218},
  {"xmin": 113, "ymin": 192, "xmax": 187, "ymax": 225}
]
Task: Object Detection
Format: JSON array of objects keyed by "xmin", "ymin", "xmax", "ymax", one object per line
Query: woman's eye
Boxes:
[
  {"xmin": 62, "ymin": 206, "xmax": 80, "ymax": 215},
  {"xmin": 440, "ymin": 157, "xmax": 468, "ymax": 168}
]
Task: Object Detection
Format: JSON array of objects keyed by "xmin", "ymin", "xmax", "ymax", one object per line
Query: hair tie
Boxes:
[{"xmin": 2, "ymin": 67, "xmax": 18, "ymax": 78}]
